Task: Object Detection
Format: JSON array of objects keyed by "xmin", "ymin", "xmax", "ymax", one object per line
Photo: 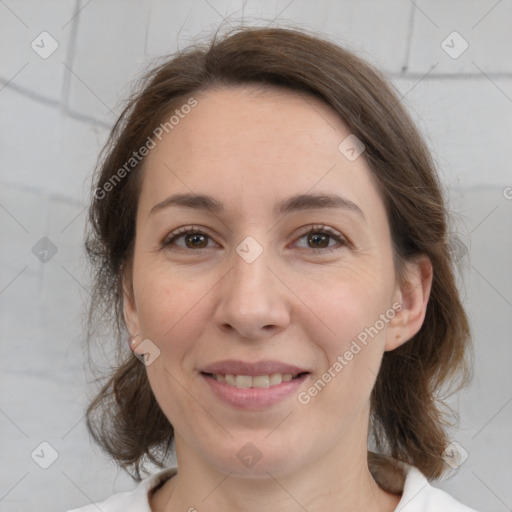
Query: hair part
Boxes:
[{"xmin": 85, "ymin": 25, "xmax": 471, "ymax": 486}]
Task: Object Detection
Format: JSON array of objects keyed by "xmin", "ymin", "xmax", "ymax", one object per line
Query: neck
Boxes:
[{"xmin": 154, "ymin": 421, "xmax": 401, "ymax": 512}]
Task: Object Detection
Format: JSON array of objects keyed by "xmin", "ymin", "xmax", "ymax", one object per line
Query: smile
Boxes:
[{"xmin": 204, "ymin": 372, "xmax": 305, "ymax": 388}]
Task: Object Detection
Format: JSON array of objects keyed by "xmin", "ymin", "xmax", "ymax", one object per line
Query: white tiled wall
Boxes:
[{"xmin": 1, "ymin": 1, "xmax": 511, "ymax": 511}]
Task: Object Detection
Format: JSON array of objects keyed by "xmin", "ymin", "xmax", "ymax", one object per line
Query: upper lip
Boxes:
[{"xmin": 199, "ymin": 359, "xmax": 310, "ymax": 376}]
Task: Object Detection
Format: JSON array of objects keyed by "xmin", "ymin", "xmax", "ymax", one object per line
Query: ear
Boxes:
[
  {"xmin": 385, "ymin": 254, "xmax": 433, "ymax": 352},
  {"xmin": 122, "ymin": 260, "xmax": 140, "ymax": 337}
]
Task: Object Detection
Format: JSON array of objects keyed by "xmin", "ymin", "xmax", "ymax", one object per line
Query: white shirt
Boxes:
[{"xmin": 66, "ymin": 465, "xmax": 479, "ymax": 512}]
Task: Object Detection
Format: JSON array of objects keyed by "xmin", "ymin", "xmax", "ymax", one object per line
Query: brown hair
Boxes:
[{"xmin": 85, "ymin": 25, "xmax": 471, "ymax": 487}]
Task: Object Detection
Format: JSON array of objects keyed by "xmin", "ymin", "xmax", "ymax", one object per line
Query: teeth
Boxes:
[
  {"xmin": 235, "ymin": 375, "xmax": 252, "ymax": 388},
  {"xmin": 252, "ymin": 375, "xmax": 270, "ymax": 388},
  {"xmin": 213, "ymin": 373, "xmax": 299, "ymax": 388},
  {"xmin": 269, "ymin": 373, "xmax": 283, "ymax": 385}
]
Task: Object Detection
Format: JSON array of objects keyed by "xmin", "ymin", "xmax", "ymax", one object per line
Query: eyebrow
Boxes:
[{"xmin": 149, "ymin": 192, "xmax": 365, "ymax": 220}]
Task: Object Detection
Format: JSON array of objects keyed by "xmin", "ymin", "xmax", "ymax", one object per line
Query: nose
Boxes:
[{"xmin": 213, "ymin": 242, "xmax": 291, "ymax": 341}]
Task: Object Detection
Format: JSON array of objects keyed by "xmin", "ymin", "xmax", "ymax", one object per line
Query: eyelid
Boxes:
[
  {"xmin": 161, "ymin": 224, "xmax": 351, "ymax": 252},
  {"xmin": 161, "ymin": 225, "xmax": 218, "ymax": 250},
  {"xmin": 162, "ymin": 225, "xmax": 206, "ymax": 244},
  {"xmin": 293, "ymin": 224, "xmax": 350, "ymax": 252}
]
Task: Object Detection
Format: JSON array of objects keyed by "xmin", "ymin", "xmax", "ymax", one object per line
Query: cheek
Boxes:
[
  {"xmin": 132, "ymin": 261, "xmax": 210, "ymax": 357},
  {"xmin": 300, "ymin": 265, "xmax": 395, "ymax": 398},
  {"xmin": 133, "ymin": 267, "xmax": 210, "ymax": 425},
  {"xmin": 300, "ymin": 261, "xmax": 394, "ymax": 339}
]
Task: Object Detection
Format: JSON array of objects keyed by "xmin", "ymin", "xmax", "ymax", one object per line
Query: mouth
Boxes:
[
  {"xmin": 198, "ymin": 359, "xmax": 311, "ymax": 408},
  {"xmin": 201, "ymin": 371, "xmax": 309, "ymax": 389}
]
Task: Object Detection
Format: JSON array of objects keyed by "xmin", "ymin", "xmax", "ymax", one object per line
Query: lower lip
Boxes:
[{"xmin": 201, "ymin": 373, "xmax": 309, "ymax": 409}]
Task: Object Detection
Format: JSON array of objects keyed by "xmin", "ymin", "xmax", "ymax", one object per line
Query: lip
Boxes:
[
  {"xmin": 201, "ymin": 373, "xmax": 309, "ymax": 409},
  {"xmin": 198, "ymin": 359, "xmax": 310, "ymax": 410},
  {"xmin": 199, "ymin": 359, "xmax": 309, "ymax": 376}
]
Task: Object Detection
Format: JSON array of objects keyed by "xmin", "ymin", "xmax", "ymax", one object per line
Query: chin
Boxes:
[{"xmin": 203, "ymin": 436, "xmax": 304, "ymax": 478}]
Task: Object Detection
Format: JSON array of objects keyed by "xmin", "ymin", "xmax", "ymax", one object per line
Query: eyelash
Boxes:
[{"xmin": 161, "ymin": 224, "xmax": 349, "ymax": 254}]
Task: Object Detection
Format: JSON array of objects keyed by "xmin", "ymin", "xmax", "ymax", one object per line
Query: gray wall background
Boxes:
[{"xmin": 0, "ymin": 1, "xmax": 511, "ymax": 511}]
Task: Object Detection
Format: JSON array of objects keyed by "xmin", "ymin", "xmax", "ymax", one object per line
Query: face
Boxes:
[{"xmin": 124, "ymin": 86, "xmax": 428, "ymax": 478}]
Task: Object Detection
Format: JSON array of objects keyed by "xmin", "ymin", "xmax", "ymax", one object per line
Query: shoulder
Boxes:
[
  {"xmin": 398, "ymin": 465, "xmax": 479, "ymax": 511},
  {"xmin": 64, "ymin": 467, "xmax": 177, "ymax": 512},
  {"xmin": 64, "ymin": 465, "xmax": 480, "ymax": 512}
]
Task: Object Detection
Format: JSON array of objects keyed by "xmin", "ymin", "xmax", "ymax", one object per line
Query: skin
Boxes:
[{"xmin": 123, "ymin": 86, "xmax": 433, "ymax": 512}]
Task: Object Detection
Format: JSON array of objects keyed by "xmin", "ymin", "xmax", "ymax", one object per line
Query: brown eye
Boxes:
[
  {"xmin": 295, "ymin": 225, "xmax": 348, "ymax": 253},
  {"xmin": 307, "ymin": 232, "xmax": 331, "ymax": 249},
  {"xmin": 163, "ymin": 227, "xmax": 215, "ymax": 250},
  {"xmin": 183, "ymin": 233, "xmax": 209, "ymax": 249}
]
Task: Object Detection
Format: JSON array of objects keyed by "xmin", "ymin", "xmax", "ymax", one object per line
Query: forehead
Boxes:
[
  {"xmin": 168, "ymin": 85, "xmax": 348, "ymax": 164},
  {"xmin": 139, "ymin": 85, "xmax": 384, "ymax": 223}
]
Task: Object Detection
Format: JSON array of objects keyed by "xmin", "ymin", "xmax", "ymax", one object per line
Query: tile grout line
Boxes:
[
  {"xmin": 61, "ymin": 0, "xmax": 81, "ymax": 112},
  {"xmin": 2, "ymin": 67, "xmax": 510, "ymax": 131},
  {"xmin": 402, "ymin": 0, "xmax": 416, "ymax": 73},
  {"xmin": 0, "ymin": 179, "xmax": 85, "ymax": 207},
  {"xmin": 0, "ymin": 75, "xmax": 111, "ymax": 128}
]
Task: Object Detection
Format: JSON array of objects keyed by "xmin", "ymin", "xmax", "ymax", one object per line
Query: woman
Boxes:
[{"xmin": 69, "ymin": 26, "xmax": 477, "ymax": 511}]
